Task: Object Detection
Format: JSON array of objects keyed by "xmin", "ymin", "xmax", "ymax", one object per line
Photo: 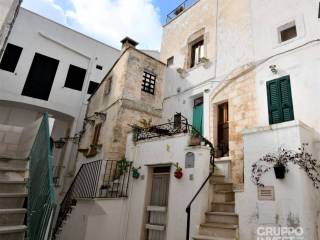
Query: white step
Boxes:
[
  {"xmin": 193, "ymin": 235, "xmax": 236, "ymax": 240},
  {"xmin": 0, "ymin": 193, "xmax": 27, "ymax": 209},
  {"xmin": 212, "ymin": 202, "xmax": 235, "ymax": 213},
  {"xmin": 0, "ymin": 180, "xmax": 26, "ymax": 193},
  {"xmin": 200, "ymin": 223, "xmax": 238, "ymax": 238},
  {"xmin": 0, "ymin": 158, "xmax": 27, "ymax": 169},
  {"xmin": 0, "ymin": 225, "xmax": 26, "ymax": 240},
  {"xmin": 213, "ymin": 183, "xmax": 233, "ymax": 192},
  {"xmin": 211, "ymin": 174, "xmax": 225, "ymax": 183},
  {"xmin": 0, "ymin": 166, "xmax": 26, "ymax": 180},
  {"xmin": 213, "ymin": 191, "xmax": 234, "ymax": 202},
  {"xmin": 205, "ymin": 212, "xmax": 238, "ymax": 224},
  {"xmin": 0, "ymin": 208, "xmax": 26, "ymax": 226}
]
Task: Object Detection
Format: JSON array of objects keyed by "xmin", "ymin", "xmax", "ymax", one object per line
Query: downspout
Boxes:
[{"xmin": 0, "ymin": 0, "xmax": 22, "ymax": 58}]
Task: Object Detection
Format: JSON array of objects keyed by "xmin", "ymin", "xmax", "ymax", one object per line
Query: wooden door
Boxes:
[{"xmin": 146, "ymin": 167, "xmax": 170, "ymax": 240}]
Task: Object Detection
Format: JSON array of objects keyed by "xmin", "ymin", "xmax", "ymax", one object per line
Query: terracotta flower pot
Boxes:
[
  {"xmin": 274, "ymin": 164, "xmax": 286, "ymax": 179},
  {"xmin": 174, "ymin": 171, "xmax": 183, "ymax": 179}
]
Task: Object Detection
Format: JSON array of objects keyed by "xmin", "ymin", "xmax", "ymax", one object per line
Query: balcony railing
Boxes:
[
  {"xmin": 52, "ymin": 159, "xmax": 132, "ymax": 239},
  {"xmin": 166, "ymin": 0, "xmax": 199, "ymax": 24}
]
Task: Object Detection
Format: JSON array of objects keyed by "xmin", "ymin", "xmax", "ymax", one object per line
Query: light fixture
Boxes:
[{"xmin": 269, "ymin": 65, "xmax": 278, "ymax": 74}]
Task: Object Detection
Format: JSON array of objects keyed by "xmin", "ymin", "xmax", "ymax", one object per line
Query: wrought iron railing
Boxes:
[
  {"xmin": 28, "ymin": 113, "xmax": 56, "ymax": 240},
  {"xmin": 134, "ymin": 114, "xmax": 189, "ymax": 141},
  {"xmin": 166, "ymin": 0, "xmax": 199, "ymax": 24},
  {"xmin": 53, "ymin": 159, "xmax": 132, "ymax": 238}
]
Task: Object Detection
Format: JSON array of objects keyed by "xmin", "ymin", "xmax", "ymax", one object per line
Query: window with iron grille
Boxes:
[{"xmin": 141, "ymin": 71, "xmax": 156, "ymax": 95}]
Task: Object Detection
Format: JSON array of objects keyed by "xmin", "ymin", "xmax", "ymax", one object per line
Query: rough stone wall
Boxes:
[
  {"xmin": 160, "ymin": 0, "xmax": 217, "ymax": 68},
  {"xmin": 210, "ymin": 68, "xmax": 257, "ymax": 184},
  {"xmin": 79, "ymin": 48, "xmax": 165, "ymax": 161}
]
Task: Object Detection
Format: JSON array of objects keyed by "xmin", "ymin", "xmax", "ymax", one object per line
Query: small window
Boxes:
[
  {"xmin": 278, "ymin": 22, "xmax": 297, "ymax": 43},
  {"xmin": 167, "ymin": 56, "xmax": 174, "ymax": 66},
  {"xmin": 64, "ymin": 64, "xmax": 87, "ymax": 91},
  {"xmin": 104, "ymin": 77, "xmax": 112, "ymax": 95},
  {"xmin": 190, "ymin": 39, "xmax": 204, "ymax": 68},
  {"xmin": 87, "ymin": 81, "xmax": 99, "ymax": 94},
  {"xmin": 0, "ymin": 43, "xmax": 23, "ymax": 72},
  {"xmin": 96, "ymin": 65, "xmax": 103, "ymax": 70},
  {"xmin": 87, "ymin": 123, "xmax": 102, "ymax": 157},
  {"xmin": 142, "ymin": 71, "xmax": 156, "ymax": 95}
]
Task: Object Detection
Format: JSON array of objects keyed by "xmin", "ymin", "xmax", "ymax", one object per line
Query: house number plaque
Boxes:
[{"xmin": 185, "ymin": 152, "xmax": 195, "ymax": 168}]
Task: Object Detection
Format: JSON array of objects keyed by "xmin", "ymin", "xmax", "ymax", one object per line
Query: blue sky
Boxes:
[{"xmin": 21, "ymin": 0, "xmax": 182, "ymax": 50}]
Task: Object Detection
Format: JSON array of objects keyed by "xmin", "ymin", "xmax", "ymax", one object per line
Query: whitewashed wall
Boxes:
[
  {"xmin": 125, "ymin": 133, "xmax": 211, "ymax": 240},
  {"xmin": 251, "ymin": 0, "xmax": 320, "ymax": 131},
  {"xmin": 237, "ymin": 120, "xmax": 320, "ymax": 240}
]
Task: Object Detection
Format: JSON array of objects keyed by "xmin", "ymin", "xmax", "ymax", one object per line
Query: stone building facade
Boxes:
[{"xmin": 78, "ymin": 38, "xmax": 166, "ymax": 162}]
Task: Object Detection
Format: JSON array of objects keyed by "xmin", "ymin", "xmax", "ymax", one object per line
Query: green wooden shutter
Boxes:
[
  {"xmin": 192, "ymin": 104, "xmax": 203, "ymax": 135},
  {"xmin": 266, "ymin": 76, "xmax": 294, "ymax": 124}
]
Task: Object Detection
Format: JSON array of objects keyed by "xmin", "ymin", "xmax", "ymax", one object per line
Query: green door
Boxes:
[{"xmin": 193, "ymin": 103, "xmax": 203, "ymax": 135}]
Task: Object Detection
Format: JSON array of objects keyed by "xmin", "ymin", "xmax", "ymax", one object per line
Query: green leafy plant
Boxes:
[
  {"xmin": 132, "ymin": 166, "xmax": 141, "ymax": 179},
  {"xmin": 251, "ymin": 143, "xmax": 320, "ymax": 188},
  {"xmin": 116, "ymin": 156, "xmax": 131, "ymax": 177}
]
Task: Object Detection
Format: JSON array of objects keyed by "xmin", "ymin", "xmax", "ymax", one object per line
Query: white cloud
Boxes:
[
  {"xmin": 22, "ymin": 0, "xmax": 67, "ymax": 25},
  {"xmin": 22, "ymin": 0, "xmax": 163, "ymax": 50}
]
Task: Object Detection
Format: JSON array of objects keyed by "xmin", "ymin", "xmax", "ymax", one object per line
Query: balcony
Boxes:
[{"xmin": 166, "ymin": 0, "xmax": 200, "ymax": 24}]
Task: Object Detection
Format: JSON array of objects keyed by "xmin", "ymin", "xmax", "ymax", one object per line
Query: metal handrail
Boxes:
[
  {"xmin": 166, "ymin": 0, "xmax": 199, "ymax": 24},
  {"xmin": 52, "ymin": 159, "xmax": 132, "ymax": 239}
]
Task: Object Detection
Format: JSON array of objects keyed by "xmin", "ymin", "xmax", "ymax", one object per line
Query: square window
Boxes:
[
  {"xmin": 64, "ymin": 64, "xmax": 87, "ymax": 91},
  {"xmin": 87, "ymin": 81, "xmax": 99, "ymax": 94},
  {"xmin": 0, "ymin": 43, "xmax": 23, "ymax": 72},
  {"xmin": 190, "ymin": 39, "xmax": 204, "ymax": 68},
  {"xmin": 96, "ymin": 65, "xmax": 103, "ymax": 70},
  {"xmin": 141, "ymin": 71, "xmax": 156, "ymax": 95},
  {"xmin": 278, "ymin": 21, "xmax": 297, "ymax": 43}
]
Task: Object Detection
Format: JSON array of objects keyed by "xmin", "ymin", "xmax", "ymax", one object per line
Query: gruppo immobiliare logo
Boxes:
[{"xmin": 257, "ymin": 226, "xmax": 304, "ymax": 240}]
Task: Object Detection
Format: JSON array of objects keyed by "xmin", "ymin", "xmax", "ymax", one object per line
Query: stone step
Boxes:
[
  {"xmin": 211, "ymin": 174, "xmax": 225, "ymax": 183},
  {"xmin": 205, "ymin": 212, "xmax": 239, "ymax": 225},
  {"xmin": 0, "ymin": 166, "xmax": 26, "ymax": 180},
  {"xmin": 193, "ymin": 235, "xmax": 236, "ymax": 240},
  {"xmin": 199, "ymin": 223, "xmax": 238, "ymax": 238},
  {"xmin": 0, "ymin": 208, "xmax": 26, "ymax": 226},
  {"xmin": 0, "ymin": 180, "xmax": 26, "ymax": 193},
  {"xmin": 213, "ymin": 191, "xmax": 234, "ymax": 203},
  {"xmin": 0, "ymin": 193, "xmax": 27, "ymax": 209},
  {"xmin": 0, "ymin": 158, "xmax": 28, "ymax": 169},
  {"xmin": 0, "ymin": 225, "xmax": 26, "ymax": 240},
  {"xmin": 212, "ymin": 202, "xmax": 235, "ymax": 213},
  {"xmin": 213, "ymin": 183, "xmax": 233, "ymax": 192}
]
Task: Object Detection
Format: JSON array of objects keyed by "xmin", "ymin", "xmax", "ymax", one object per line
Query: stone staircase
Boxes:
[
  {"xmin": 0, "ymin": 157, "xmax": 28, "ymax": 240},
  {"xmin": 193, "ymin": 173, "xmax": 239, "ymax": 240}
]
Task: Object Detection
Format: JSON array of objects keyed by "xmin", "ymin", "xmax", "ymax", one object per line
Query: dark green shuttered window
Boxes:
[{"xmin": 266, "ymin": 75, "xmax": 294, "ymax": 124}]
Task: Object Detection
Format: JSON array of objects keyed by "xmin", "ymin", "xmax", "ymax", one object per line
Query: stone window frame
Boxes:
[{"xmin": 185, "ymin": 28, "xmax": 207, "ymax": 69}]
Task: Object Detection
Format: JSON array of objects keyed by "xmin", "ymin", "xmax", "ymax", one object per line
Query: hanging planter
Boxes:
[
  {"xmin": 173, "ymin": 162, "xmax": 183, "ymax": 179},
  {"xmin": 273, "ymin": 164, "xmax": 286, "ymax": 179},
  {"xmin": 251, "ymin": 143, "xmax": 320, "ymax": 189},
  {"xmin": 132, "ymin": 166, "xmax": 141, "ymax": 179}
]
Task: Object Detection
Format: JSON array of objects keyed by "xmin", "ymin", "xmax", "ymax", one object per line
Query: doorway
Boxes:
[
  {"xmin": 192, "ymin": 96, "xmax": 203, "ymax": 135},
  {"xmin": 217, "ymin": 102, "xmax": 229, "ymax": 157},
  {"xmin": 146, "ymin": 166, "xmax": 171, "ymax": 240}
]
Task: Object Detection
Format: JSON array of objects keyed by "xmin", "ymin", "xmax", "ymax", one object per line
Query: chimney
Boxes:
[{"xmin": 120, "ymin": 37, "xmax": 139, "ymax": 52}]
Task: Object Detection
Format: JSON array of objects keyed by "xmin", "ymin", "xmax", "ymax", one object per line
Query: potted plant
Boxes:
[
  {"xmin": 251, "ymin": 143, "xmax": 320, "ymax": 188},
  {"xmin": 115, "ymin": 156, "xmax": 131, "ymax": 179},
  {"xmin": 173, "ymin": 162, "xmax": 183, "ymax": 179},
  {"xmin": 132, "ymin": 166, "xmax": 141, "ymax": 179},
  {"xmin": 174, "ymin": 5, "xmax": 184, "ymax": 15},
  {"xmin": 189, "ymin": 132, "xmax": 201, "ymax": 146}
]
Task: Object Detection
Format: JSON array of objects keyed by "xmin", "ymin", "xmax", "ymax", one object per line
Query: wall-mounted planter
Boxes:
[
  {"xmin": 274, "ymin": 164, "xmax": 286, "ymax": 179},
  {"xmin": 174, "ymin": 171, "xmax": 183, "ymax": 179}
]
